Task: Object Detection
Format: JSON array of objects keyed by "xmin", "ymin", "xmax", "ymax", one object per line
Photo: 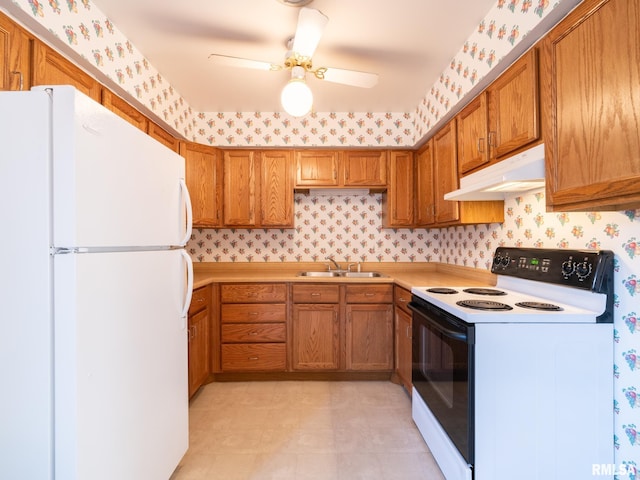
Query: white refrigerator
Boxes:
[{"xmin": 0, "ymin": 86, "xmax": 193, "ymax": 479}]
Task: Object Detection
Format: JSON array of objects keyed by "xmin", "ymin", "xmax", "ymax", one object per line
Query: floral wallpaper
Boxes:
[
  {"xmin": 4, "ymin": 0, "xmax": 638, "ymax": 475},
  {"xmin": 5, "ymin": 0, "xmax": 575, "ymax": 147},
  {"xmin": 187, "ymin": 189, "xmax": 640, "ymax": 475}
]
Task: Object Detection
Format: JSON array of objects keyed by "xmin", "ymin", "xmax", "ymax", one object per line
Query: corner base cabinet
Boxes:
[{"xmin": 188, "ymin": 285, "xmax": 211, "ymax": 397}]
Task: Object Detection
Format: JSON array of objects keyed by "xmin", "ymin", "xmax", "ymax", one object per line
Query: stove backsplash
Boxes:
[{"xmin": 189, "ymin": 188, "xmax": 640, "ymax": 470}]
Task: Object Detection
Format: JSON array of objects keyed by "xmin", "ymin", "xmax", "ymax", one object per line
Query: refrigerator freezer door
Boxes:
[
  {"xmin": 45, "ymin": 86, "xmax": 189, "ymax": 248},
  {"xmin": 53, "ymin": 249, "xmax": 189, "ymax": 480}
]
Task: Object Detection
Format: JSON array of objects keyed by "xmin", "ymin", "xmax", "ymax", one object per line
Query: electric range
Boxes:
[{"xmin": 409, "ymin": 247, "xmax": 615, "ymax": 480}]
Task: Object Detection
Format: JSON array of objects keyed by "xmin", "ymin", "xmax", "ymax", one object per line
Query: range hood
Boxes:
[{"xmin": 444, "ymin": 143, "xmax": 545, "ymax": 201}]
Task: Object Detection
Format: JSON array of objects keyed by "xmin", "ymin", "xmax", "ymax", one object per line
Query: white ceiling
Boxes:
[{"xmin": 91, "ymin": 0, "xmax": 497, "ymax": 113}]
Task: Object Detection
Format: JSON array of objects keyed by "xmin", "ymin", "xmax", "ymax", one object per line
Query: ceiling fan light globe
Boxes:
[{"xmin": 281, "ymin": 79, "xmax": 313, "ymax": 117}]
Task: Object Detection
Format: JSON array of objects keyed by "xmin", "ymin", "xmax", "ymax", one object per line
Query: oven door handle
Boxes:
[{"xmin": 408, "ymin": 302, "xmax": 470, "ymax": 343}]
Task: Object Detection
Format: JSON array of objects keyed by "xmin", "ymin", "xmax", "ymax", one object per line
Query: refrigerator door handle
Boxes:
[
  {"xmin": 180, "ymin": 249, "xmax": 194, "ymax": 322},
  {"xmin": 179, "ymin": 178, "xmax": 193, "ymax": 247}
]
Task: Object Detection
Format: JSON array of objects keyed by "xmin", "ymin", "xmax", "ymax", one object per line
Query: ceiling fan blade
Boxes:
[
  {"xmin": 208, "ymin": 54, "xmax": 282, "ymax": 71},
  {"xmin": 291, "ymin": 7, "xmax": 328, "ymax": 58},
  {"xmin": 317, "ymin": 67, "xmax": 379, "ymax": 88}
]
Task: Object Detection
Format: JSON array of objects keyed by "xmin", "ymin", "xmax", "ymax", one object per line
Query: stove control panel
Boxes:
[{"xmin": 491, "ymin": 247, "xmax": 614, "ymax": 292}]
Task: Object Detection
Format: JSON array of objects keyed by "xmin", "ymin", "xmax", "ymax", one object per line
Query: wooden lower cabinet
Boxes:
[
  {"xmin": 188, "ymin": 285, "xmax": 211, "ymax": 397},
  {"xmin": 345, "ymin": 284, "xmax": 393, "ymax": 372},
  {"xmin": 346, "ymin": 304, "xmax": 393, "ymax": 371},
  {"xmin": 291, "ymin": 284, "xmax": 341, "ymax": 371},
  {"xmin": 292, "ymin": 303, "xmax": 341, "ymax": 370},
  {"xmin": 291, "ymin": 283, "xmax": 393, "ymax": 372},
  {"xmin": 220, "ymin": 283, "xmax": 287, "ymax": 372},
  {"xmin": 394, "ymin": 286, "xmax": 412, "ymax": 394},
  {"xmin": 221, "ymin": 343, "xmax": 286, "ymax": 371},
  {"xmin": 213, "ymin": 281, "xmax": 396, "ymax": 376}
]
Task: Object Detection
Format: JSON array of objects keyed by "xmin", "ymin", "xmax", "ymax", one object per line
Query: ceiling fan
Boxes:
[{"xmin": 208, "ymin": 7, "xmax": 379, "ymax": 116}]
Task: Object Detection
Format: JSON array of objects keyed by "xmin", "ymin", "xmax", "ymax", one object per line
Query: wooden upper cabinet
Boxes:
[
  {"xmin": 342, "ymin": 150, "xmax": 387, "ymax": 187},
  {"xmin": 1, "ymin": 13, "xmax": 32, "ymax": 91},
  {"xmin": 457, "ymin": 92, "xmax": 489, "ymax": 175},
  {"xmin": 415, "ymin": 140, "xmax": 435, "ymax": 226},
  {"xmin": 295, "ymin": 150, "xmax": 339, "ymax": 186},
  {"xmin": 542, "ymin": 0, "xmax": 640, "ymax": 211},
  {"xmin": 382, "ymin": 151, "xmax": 414, "ymax": 227},
  {"xmin": 259, "ymin": 150, "xmax": 294, "ymax": 227},
  {"xmin": 222, "ymin": 150, "xmax": 256, "ymax": 226},
  {"xmin": 180, "ymin": 141, "xmax": 221, "ymax": 228},
  {"xmin": 32, "ymin": 41, "xmax": 100, "ymax": 101},
  {"xmin": 487, "ymin": 48, "xmax": 539, "ymax": 161},
  {"xmin": 148, "ymin": 121, "xmax": 180, "ymax": 152},
  {"xmin": 433, "ymin": 120, "xmax": 460, "ymax": 225},
  {"xmin": 101, "ymin": 88, "xmax": 148, "ymax": 132}
]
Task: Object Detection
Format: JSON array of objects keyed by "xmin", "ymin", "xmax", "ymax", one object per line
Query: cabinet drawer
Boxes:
[
  {"xmin": 221, "ymin": 283, "xmax": 287, "ymax": 303},
  {"xmin": 345, "ymin": 284, "xmax": 393, "ymax": 303},
  {"xmin": 394, "ymin": 286, "xmax": 412, "ymax": 314},
  {"xmin": 221, "ymin": 343, "xmax": 286, "ymax": 371},
  {"xmin": 292, "ymin": 284, "xmax": 340, "ymax": 303},
  {"xmin": 222, "ymin": 323, "xmax": 286, "ymax": 343},
  {"xmin": 221, "ymin": 304, "xmax": 286, "ymax": 323},
  {"xmin": 189, "ymin": 285, "xmax": 210, "ymax": 315}
]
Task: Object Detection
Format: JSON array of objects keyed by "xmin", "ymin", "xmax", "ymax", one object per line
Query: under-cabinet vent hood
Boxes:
[
  {"xmin": 444, "ymin": 143, "xmax": 545, "ymax": 201},
  {"xmin": 306, "ymin": 188, "xmax": 370, "ymax": 196}
]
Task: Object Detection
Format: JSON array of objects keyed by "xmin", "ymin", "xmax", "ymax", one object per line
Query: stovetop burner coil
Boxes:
[
  {"xmin": 426, "ymin": 288, "xmax": 458, "ymax": 294},
  {"xmin": 456, "ymin": 300, "xmax": 513, "ymax": 311},
  {"xmin": 462, "ymin": 288, "xmax": 506, "ymax": 296},
  {"xmin": 515, "ymin": 302, "xmax": 563, "ymax": 311}
]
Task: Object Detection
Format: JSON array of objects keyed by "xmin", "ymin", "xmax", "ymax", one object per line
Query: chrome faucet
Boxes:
[{"xmin": 325, "ymin": 256, "xmax": 341, "ymax": 271}]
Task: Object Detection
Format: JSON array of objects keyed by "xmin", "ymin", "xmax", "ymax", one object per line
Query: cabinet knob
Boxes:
[{"xmin": 248, "ymin": 356, "xmax": 259, "ymax": 361}]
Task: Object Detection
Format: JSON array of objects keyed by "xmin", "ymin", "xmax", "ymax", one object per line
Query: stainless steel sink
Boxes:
[
  {"xmin": 297, "ymin": 271, "xmax": 386, "ymax": 278},
  {"xmin": 342, "ymin": 272, "xmax": 386, "ymax": 278},
  {"xmin": 297, "ymin": 271, "xmax": 342, "ymax": 277}
]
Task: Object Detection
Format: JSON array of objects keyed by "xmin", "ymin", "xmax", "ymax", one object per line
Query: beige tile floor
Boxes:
[{"xmin": 170, "ymin": 381, "xmax": 445, "ymax": 480}]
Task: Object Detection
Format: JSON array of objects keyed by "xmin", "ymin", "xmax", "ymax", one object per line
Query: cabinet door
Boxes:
[
  {"xmin": 188, "ymin": 307, "xmax": 209, "ymax": 397},
  {"xmin": 383, "ymin": 151, "xmax": 414, "ymax": 227},
  {"xmin": 148, "ymin": 121, "xmax": 179, "ymax": 153},
  {"xmin": 32, "ymin": 41, "xmax": 101, "ymax": 101},
  {"xmin": 342, "ymin": 151, "xmax": 387, "ymax": 186},
  {"xmin": 415, "ymin": 140, "xmax": 435, "ymax": 226},
  {"xmin": 457, "ymin": 92, "xmax": 489, "ymax": 175},
  {"xmin": 101, "ymin": 88, "xmax": 148, "ymax": 132},
  {"xmin": 542, "ymin": 0, "xmax": 640, "ymax": 211},
  {"xmin": 180, "ymin": 142, "xmax": 221, "ymax": 228},
  {"xmin": 223, "ymin": 150, "xmax": 256, "ymax": 226},
  {"xmin": 295, "ymin": 150, "xmax": 339, "ymax": 186},
  {"xmin": 0, "ymin": 13, "xmax": 32, "ymax": 91},
  {"xmin": 395, "ymin": 305, "xmax": 412, "ymax": 393},
  {"xmin": 260, "ymin": 150, "xmax": 294, "ymax": 227},
  {"xmin": 346, "ymin": 304, "xmax": 393, "ymax": 371},
  {"xmin": 488, "ymin": 48, "xmax": 539, "ymax": 161},
  {"xmin": 291, "ymin": 304, "xmax": 340, "ymax": 370},
  {"xmin": 433, "ymin": 120, "xmax": 460, "ymax": 225}
]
